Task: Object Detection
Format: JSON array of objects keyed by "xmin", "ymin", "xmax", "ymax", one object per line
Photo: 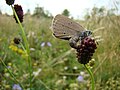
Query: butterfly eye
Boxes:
[
  {"xmin": 89, "ymin": 31, "xmax": 92, "ymax": 35},
  {"xmin": 86, "ymin": 30, "xmax": 92, "ymax": 36}
]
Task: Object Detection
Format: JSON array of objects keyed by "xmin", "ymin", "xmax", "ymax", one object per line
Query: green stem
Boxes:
[
  {"xmin": 11, "ymin": 5, "xmax": 32, "ymax": 89},
  {"xmin": 38, "ymin": 79, "xmax": 51, "ymax": 90},
  {"xmin": 84, "ymin": 64, "xmax": 95, "ymax": 90},
  {"xmin": 20, "ymin": 43, "xmax": 26, "ymax": 53},
  {"xmin": 0, "ymin": 58, "xmax": 24, "ymax": 89}
]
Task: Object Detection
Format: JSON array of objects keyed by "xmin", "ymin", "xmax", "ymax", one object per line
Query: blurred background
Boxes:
[{"xmin": 0, "ymin": 0, "xmax": 120, "ymax": 89}]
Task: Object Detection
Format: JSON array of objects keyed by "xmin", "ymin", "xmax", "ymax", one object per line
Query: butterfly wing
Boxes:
[{"xmin": 51, "ymin": 14, "xmax": 85, "ymax": 40}]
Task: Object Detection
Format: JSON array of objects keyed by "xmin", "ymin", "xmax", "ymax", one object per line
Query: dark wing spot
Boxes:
[
  {"xmin": 60, "ymin": 37, "xmax": 71, "ymax": 40},
  {"xmin": 53, "ymin": 27, "xmax": 56, "ymax": 30},
  {"xmin": 53, "ymin": 33, "xmax": 56, "ymax": 36},
  {"xmin": 68, "ymin": 22, "xmax": 72, "ymax": 25}
]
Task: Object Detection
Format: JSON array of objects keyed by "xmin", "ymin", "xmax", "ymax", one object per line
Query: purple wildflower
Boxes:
[
  {"xmin": 47, "ymin": 42, "xmax": 52, "ymax": 47},
  {"xmin": 77, "ymin": 75, "xmax": 84, "ymax": 82},
  {"xmin": 7, "ymin": 66, "xmax": 11, "ymax": 69},
  {"xmin": 12, "ymin": 84, "xmax": 22, "ymax": 90},
  {"xmin": 41, "ymin": 42, "xmax": 52, "ymax": 47}
]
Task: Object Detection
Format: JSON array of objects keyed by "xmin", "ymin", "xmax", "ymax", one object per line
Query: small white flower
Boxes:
[
  {"xmin": 33, "ymin": 68, "xmax": 42, "ymax": 77},
  {"xmin": 30, "ymin": 48, "xmax": 35, "ymax": 51},
  {"xmin": 41, "ymin": 42, "xmax": 45, "ymax": 47},
  {"xmin": 63, "ymin": 76, "xmax": 67, "ymax": 80},
  {"xmin": 64, "ymin": 66, "xmax": 68, "ymax": 70},
  {"xmin": 73, "ymin": 66, "xmax": 78, "ymax": 70},
  {"xmin": 80, "ymin": 71, "xmax": 85, "ymax": 76}
]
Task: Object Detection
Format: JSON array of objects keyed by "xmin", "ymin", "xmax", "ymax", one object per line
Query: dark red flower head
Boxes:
[
  {"xmin": 75, "ymin": 37, "xmax": 97, "ymax": 64},
  {"xmin": 13, "ymin": 37, "xmax": 21, "ymax": 44},
  {"xmin": 13, "ymin": 4, "xmax": 23, "ymax": 23},
  {"xmin": 6, "ymin": 0, "xmax": 15, "ymax": 5}
]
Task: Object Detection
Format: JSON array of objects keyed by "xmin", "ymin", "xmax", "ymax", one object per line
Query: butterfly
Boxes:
[{"xmin": 51, "ymin": 14, "xmax": 92, "ymax": 48}]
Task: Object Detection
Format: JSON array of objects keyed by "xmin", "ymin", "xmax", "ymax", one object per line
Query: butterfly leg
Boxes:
[{"xmin": 69, "ymin": 36, "xmax": 79, "ymax": 49}]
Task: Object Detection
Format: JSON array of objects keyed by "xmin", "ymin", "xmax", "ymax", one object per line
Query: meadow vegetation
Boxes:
[{"xmin": 0, "ymin": 5, "xmax": 120, "ymax": 90}]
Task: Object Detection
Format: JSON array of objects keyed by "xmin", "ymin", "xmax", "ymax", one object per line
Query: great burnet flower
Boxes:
[
  {"xmin": 13, "ymin": 37, "xmax": 21, "ymax": 44},
  {"xmin": 76, "ymin": 37, "xmax": 97, "ymax": 64},
  {"xmin": 69, "ymin": 36, "xmax": 97, "ymax": 64},
  {"xmin": 5, "ymin": 0, "xmax": 15, "ymax": 5},
  {"xmin": 13, "ymin": 4, "xmax": 23, "ymax": 23}
]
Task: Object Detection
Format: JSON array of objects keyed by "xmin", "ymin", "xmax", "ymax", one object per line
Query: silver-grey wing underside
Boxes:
[{"xmin": 51, "ymin": 14, "xmax": 85, "ymax": 40}]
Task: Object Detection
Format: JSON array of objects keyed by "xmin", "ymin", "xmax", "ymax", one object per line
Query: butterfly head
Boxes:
[
  {"xmin": 85, "ymin": 30, "xmax": 92, "ymax": 36},
  {"xmin": 79, "ymin": 30, "xmax": 92, "ymax": 40}
]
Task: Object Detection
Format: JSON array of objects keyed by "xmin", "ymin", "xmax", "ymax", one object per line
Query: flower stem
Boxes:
[
  {"xmin": 11, "ymin": 5, "xmax": 32, "ymax": 89},
  {"xmin": 84, "ymin": 64, "xmax": 95, "ymax": 90},
  {"xmin": 0, "ymin": 58, "xmax": 24, "ymax": 89}
]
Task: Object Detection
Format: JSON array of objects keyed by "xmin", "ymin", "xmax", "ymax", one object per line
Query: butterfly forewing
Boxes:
[
  {"xmin": 51, "ymin": 14, "xmax": 85, "ymax": 40},
  {"xmin": 53, "ymin": 15, "xmax": 84, "ymax": 31}
]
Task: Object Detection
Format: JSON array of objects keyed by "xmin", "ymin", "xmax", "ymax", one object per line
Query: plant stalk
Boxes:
[
  {"xmin": 11, "ymin": 5, "xmax": 32, "ymax": 89},
  {"xmin": 84, "ymin": 64, "xmax": 95, "ymax": 90}
]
